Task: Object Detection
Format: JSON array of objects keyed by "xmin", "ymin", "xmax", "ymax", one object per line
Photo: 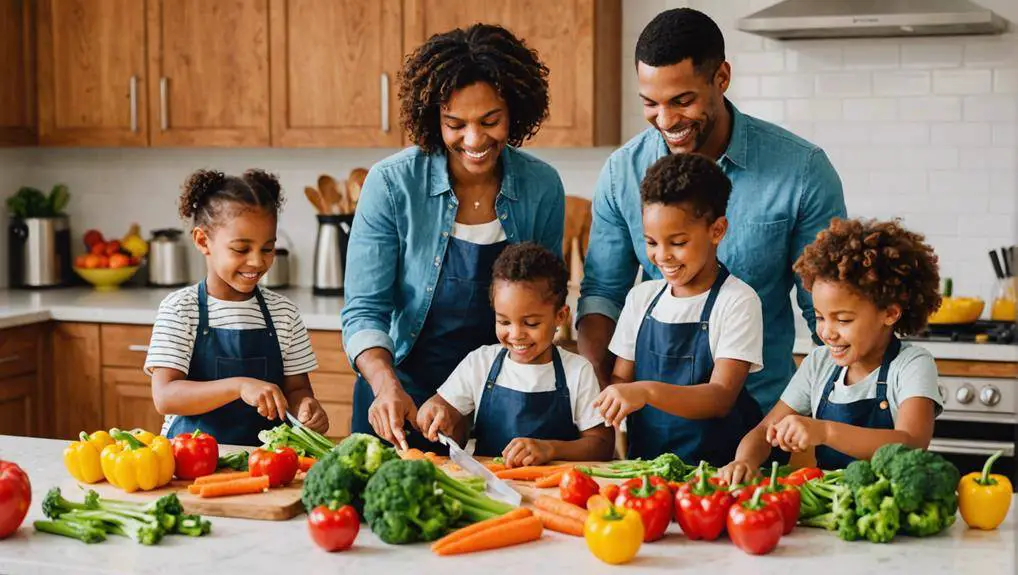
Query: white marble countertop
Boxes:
[{"xmin": 0, "ymin": 435, "xmax": 1014, "ymax": 575}]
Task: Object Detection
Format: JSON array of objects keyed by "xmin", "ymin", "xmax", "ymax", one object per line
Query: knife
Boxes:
[{"xmin": 437, "ymin": 433, "xmax": 522, "ymax": 507}]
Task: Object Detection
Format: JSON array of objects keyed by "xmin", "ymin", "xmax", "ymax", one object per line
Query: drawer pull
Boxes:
[
  {"xmin": 128, "ymin": 345, "xmax": 149, "ymax": 353},
  {"xmin": 0, "ymin": 355, "xmax": 20, "ymax": 365}
]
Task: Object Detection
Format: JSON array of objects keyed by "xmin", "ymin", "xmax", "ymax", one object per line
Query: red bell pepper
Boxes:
[
  {"xmin": 673, "ymin": 462, "xmax": 734, "ymax": 541},
  {"xmin": 614, "ymin": 475, "xmax": 673, "ymax": 542},
  {"xmin": 249, "ymin": 446, "xmax": 299, "ymax": 487},
  {"xmin": 727, "ymin": 486, "xmax": 784, "ymax": 555},
  {"xmin": 599, "ymin": 483, "xmax": 620, "ymax": 502},
  {"xmin": 307, "ymin": 502, "xmax": 360, "ymax": 552},
  {"xmin": 560, "ymin": 468, "xmax": 600, "ymax": 508},
  {"xmin": 784, "ymin": 467, "xmax": 823, "ymax": 487},
  {"xmin": 0, "ymin": 460, "xmax": 31, "ymax": 539},
  {"xmin": 760, "ymin": 462, "xmax": 800, "ymax": 535},
  {"xmin": 170, "ymin": 428, "xmax": 219, "ymax": 480}
]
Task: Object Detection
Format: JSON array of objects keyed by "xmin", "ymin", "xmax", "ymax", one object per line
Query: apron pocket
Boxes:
[{"xmin": 216, "ymin": 357, "xmax": 268, "ymax": 380}]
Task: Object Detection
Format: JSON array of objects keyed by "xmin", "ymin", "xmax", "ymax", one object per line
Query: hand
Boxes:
[
  {"xmin": 593, "ymin": 383, "xmax": 647, "ymax": 427},
  {"xmin": 238, "ymin": 378, "xmax": 288, "ymax": 421},
  {"xmin": 767, "ymin": 415, "xmax": 828, "ymax": 452},
  {"xmin": 416, "ymin": 396, "xmax": 460, "ymax": 443},
  {"xmin": 502, "ymin": 438, "xmax": 555, "ymax": 467},
  {"xmin": 718, "ymin": 459, "xmax": 760, "ymax": 486},
  {"xmin": 295, "ymin": 396, "xmax": 330, "ymax": 434},
  {"xmin": 368, "ymin": 381, "xmax": 418, "ymax": 451}
]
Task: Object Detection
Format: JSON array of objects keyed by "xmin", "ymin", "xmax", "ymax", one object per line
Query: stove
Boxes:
[{"xmin": 906, "ymin": 320, "xmax": 1017, "ymax": 344}]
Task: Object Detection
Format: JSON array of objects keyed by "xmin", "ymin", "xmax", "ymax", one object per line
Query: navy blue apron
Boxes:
[
  {"xmin": 351, "ymin": 234, "xmax": 507, "ymax": 452},
  {"xmin": 813, "ymin": 336, "xmax": 901, "ymax": 469},
  {"xmin": 472, "ymin": 346, "xmax": 580, "ymax": 457},
  {"xmin": 627, "ymin": 265, "xmax": 763, "ymax": 467},
  {"xmin": 166, "ymin": 281, "xmax": 284, "ymax": 446}
]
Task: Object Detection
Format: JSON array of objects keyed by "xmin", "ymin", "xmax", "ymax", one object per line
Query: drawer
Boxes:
[
  {"xmin": 0, "ymin": 324, "xmax": 41, "ymax": 379},
  {"xmin": 101, "ymin": 325, "xmax": 154, "ymax": 368},
  {"xmin": 309, "ymin": 372, "xmax": 356, "ymax": 403},
  {"xmin": 321, "ymin": 401, "xmax": 352, "ymax": 440},
  {"xmin": 309, "ymin": 330, "xmax": 353, "ymax": 374}
]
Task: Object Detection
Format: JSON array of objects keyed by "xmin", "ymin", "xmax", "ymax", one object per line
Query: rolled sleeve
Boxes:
[{"xmin": 343, "ymin": 328, "xmax": 395, "ymax": 368}]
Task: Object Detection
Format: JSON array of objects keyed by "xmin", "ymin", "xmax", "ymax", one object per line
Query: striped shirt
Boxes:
[{"xmin": 144, "ymin": 285, "xmax": 318, "ymax": 377}]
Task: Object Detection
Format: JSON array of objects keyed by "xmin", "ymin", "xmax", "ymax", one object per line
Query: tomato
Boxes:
[
  {"xmin": 249, "ymin": 447, "xmax": 298, "ymax": 487},
  {"xmin": 307, "ymin": 504, "xmax": 360, "ymax": 552},
  {"xmin": 0, "ymin": 461, "xmax": 31, "ymax": 539},
  {"xmin": 560, "ymin": 469, "xmax": 600, "ymax": 508}
]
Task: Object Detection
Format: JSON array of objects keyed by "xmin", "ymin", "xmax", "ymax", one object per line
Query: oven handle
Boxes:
[{"xmin": 928, "ymin": 438, "xmax": 1015, "ymax": 457}]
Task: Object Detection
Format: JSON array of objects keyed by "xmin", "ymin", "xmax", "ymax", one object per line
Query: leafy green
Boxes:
[{"xmin": 5, "ymin": 185, "xmax": 70, "ymax": 218}]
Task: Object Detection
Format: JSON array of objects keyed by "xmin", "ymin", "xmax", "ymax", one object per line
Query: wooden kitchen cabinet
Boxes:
[
  {"xmin": 0, "ymin": 0, "xmax": 35, "ymax": 146},
  {"xmin": 268, "ymin": 0, "xmax": 403, "ymax": 147},
  {"xmin": 36, "ymin": 0, "xmax": 148, "ymax": 146},
  {"xmin": 0, "ymin": 324, "xmax": 43, "ymax": 437},
  {"xmin": 50, "ymin": 323, "xmax": 103, "ymax": 439},
  {"xmin": 147, "ymin": 0, "xmax": 270, "ymax": 146},
  {"xmin": 403, "ymin": 0, "xmax": 621, "ymax": 148},
  {"xmin": 102, "ymin": 367, "xmax": 166, "ymax": 434},
  {"xmin": 307, "ymin": 330, "xmax": 356, "ymax": 441}
]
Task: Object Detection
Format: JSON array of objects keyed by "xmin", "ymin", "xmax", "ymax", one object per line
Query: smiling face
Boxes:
[
  {"xmin": 194, "ymin": 205, "xmax": 277, "ymax": 300},
  {"xmin": 440, "ymin": 82, "xmax": 509, "ymax": 181},
  {"xmin": 643, "ymin": 202, "xmax": 726, "ymax": 295},
  {"xmin": 811, "ymin": 279, "xmax": 902, "ymax": 369},
  {"xmin": 492, "ymin": 279, "xmax": 568, "ymax": 365},
  {"xmin": 637, "ymin": 59, "xmax": 730, "ymax": 157}
]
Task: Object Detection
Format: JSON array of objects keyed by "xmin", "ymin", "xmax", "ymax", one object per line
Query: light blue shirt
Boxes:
[
  {"xmin": 341, "ymin": 146, "xmax": 565, "ymax": 368},
  {"xmin": 579, "ymin": 100, "xmax": 847, "ymax": 412}
]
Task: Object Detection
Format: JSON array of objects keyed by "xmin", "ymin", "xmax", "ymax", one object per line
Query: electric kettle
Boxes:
[{"xmin": 313, "ymin": 214, "xmax": 353, "ymax": 296}]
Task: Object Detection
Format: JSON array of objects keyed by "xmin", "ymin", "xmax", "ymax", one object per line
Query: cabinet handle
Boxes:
[
  {"xmin": 129, "ymin": 75, "xmax": 138, "ymax": 133},
  {"xmin": 0, "ymin": 355, "xmax": 19, "ymax": 365},
  {"xmin": 160, "ymin": 77, "xmax": 168, "ymax": 131},
  {"xmin": 380, "ymin": 73, "xmax": 390, "ymax": 133},
  {"xmin": 127, "ymin": 345, "xmax": 149, "ymax": 353}
]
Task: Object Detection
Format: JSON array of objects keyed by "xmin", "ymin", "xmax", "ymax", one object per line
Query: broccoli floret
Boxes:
[
  {"xmin": 856, "ymin": 496, "xmax": 900, "ymax": 543},
  {"xmin": 42, "ymin": 487, "xmax": 98, "ymax": 519},
  {"xmin": 903, "ymin": 501, "xmax": 945, "ymax": 537},
  {"xmin": 67, "ymin": 510, "xmax": 164, "ymax": 545},
  {"xmin": 34, "ymin": 519, "xmax": 106, "ymax": 544},
  {"xmin": 580, "ymin": 453, "xmax": 691, "ymax": 482},
  {"xmin": 301, "ymin": 447, "xmax": 363, "ymax": 512},
  {"xmin": 173, "ymin": 514, "xmax": 213, "ymax": 537},
  {"xmin": 855, "ymin": 477, "xmax": 891, "ymax": 515},
  {"xmin": 837, "ymin": 508, "xmax": 860, "ymax": 541},
  {"xmin": 363, "ymin": 459, "xmax": 461, "ymax": 544},
  {"xmin": 843, "ymin": 460, "xmax": 877, "ymax": 490},
  {"xmin": 336, "ymin": 433, "xmax": 399, "ymax": 481},
  {"xmin": 259, "ymin": 423, "xmax": 335, "ymax": 459},
  {"xmin": 871, "ymin": 443, "xmax": 912, "ymax": 478}
]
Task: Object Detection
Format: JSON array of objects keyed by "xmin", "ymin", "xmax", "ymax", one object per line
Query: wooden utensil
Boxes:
[
  {"xmin": 304, "ymin": 186, "xmax": 326, "ymax": 214},
  {"xmin": 318, "ymin": 174, "xmax": 344, "ymax": 214},
  {"xmin": 347, "ymin": 167, "xmax": 368, "ymax": 212}
]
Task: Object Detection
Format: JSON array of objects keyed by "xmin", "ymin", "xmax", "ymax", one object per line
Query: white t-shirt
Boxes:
[
  {"xmin": 780, "ymin": 342, "xmax": 943, "ymax": 422},
  {"xmin": 452, "ymin": 219, "xmax": 506, "ymax": 244},
  {"xmin": 438, "ymin": 344, "xmax": 604, "ymax": 432},
  {"xmin": 608, "ymin": 275, "xmax": 764, "ymax": 373}
]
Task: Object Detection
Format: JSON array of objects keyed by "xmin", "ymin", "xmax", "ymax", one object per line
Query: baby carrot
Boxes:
[
  {"xmin": 534, "ymin": 469, "xmax": 568, "ymax": 488},
  {"xmin": 298, "ymin": 457, "xmax": 317, "ymax": 472},
  {"xmin": 199, "ymin": 475, "xmax": 270, "ymax": 498},
  {"xmin": 193, "ymin": 471, "xmax": 251, "ymax": 485},
  {"xmin": 431, "ymin": 508, "xmax": 532, "ymax": 553},
  {"xmin": 434, "ymin": 516, "xmax": 543, "ymax": 556},
  {"xmin": 534, "ymin": 495, "xmax": 588, "ymax": 524},
  {"xmin": 495, "ymin": 464, "xmax": 572, "ymax": 481},
  {"xmin": 533, "ymin": 508, "xmax": 584, "ymax": 537}
]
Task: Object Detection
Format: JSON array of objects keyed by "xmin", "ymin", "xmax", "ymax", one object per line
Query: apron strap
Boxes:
[
  {"xmin": 252, "ymin": 287, "xmax": 277, "ymax": 338},
  {"xmin": 875, "ymin": 336, "xmax": 901, "ymax": 399},
  {"xmin": 642, "ymin": 283, "xmax": 669, "ymax": 321},
  {"xmin": 698, "ymin": 263, "xmax": 729, "ymax": 324},
  {"xmin": 197, "ymin": 280, "xmax": 210, "ymax": 334},
  {"xmin": 551, "ymin": 346, "xmax": 567, "ymax": 393},
  {"xmin": 815, "ymin": 364, "xmax": 842, "ymax": 418},
  {"xmin": 484, "ymin": 347, "xmax": 509, "ymax": 389}
]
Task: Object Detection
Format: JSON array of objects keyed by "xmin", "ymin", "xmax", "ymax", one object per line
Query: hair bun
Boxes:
[
  {"xmin": 242, "ymin": 169, "xmax": 282, "ymax": 202},
  {"xmin": 180, "ymin": 169, "xmax": 227, "ymax": 219}
]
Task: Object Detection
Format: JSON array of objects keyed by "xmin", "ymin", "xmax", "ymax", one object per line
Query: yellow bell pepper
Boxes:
[
  {"xmin": 121, "ymin": 428, "xmax": 175, "ymax": 486},
  {"xmin": 584, "ymin": 505, "xmax": 644, "ymax": 565},
  {"xmin": 959, "ymin": 450, "xmax": 1013, "ymax": 530},
  {"xmin": 100, "ymin": 429, "xmax": 174, "ymax": 492},
  {"xmin": 63, "ymin": 430, "xmax": 114, "ymax": 484}
]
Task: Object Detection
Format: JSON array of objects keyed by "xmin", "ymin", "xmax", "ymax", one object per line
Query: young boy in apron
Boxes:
[
  {"xmin": 416, "ymin": 242, "xmax": 613, "ymax": 466},
  {"xmin": 721, "ymin": 218, "xmax": 943, "ymax": 484},
  {"xmin": 595, "ymin": 153, "xmax": 765, "ymax": 468}
]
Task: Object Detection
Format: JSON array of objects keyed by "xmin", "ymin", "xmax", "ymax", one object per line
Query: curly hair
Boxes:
[
  {"xmin": 793, "ymin": 218, "xmax": 942, "ymax": 335},
  {"xmin": 398, "ymin": 24, "xmax": 550, "ymax": 154},
  {"xmin": 635, "ymin": 8, "xmax": 725, "ymax": 77},
  {"xmin": 491, "ymin": 242, "xmax": 569, "ymax": 308},
  {"xmin": 179, "ymin": 168, "xmax": 283, "ymax": 229},
  {"xmin": 640, "ymin": 153, "xmax": 731, "ymax": 222}
]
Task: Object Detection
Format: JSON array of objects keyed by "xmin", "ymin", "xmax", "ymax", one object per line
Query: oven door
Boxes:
[{"xmin": 930, "ymin": 411, "xmax": 1017, "ymax": 489}]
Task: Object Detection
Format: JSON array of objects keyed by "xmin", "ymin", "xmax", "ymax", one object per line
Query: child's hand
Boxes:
[
  {"xmin": 238, "ymin": 378, "xmax": 288, "ymax": 421},
  {"xmin": 416, "ymin": 396, "xmax": 460, "ymax": 443},
  {"xmin": 502, "ymin": 438, "xmax": 554, "ymax": 467},
  {"xmin": 295, "ymin": 396, "xmax": 329, "ymax": 434},
  {"xmin": 767, "ymin": 415, "xmax": 828, "ymax": 452},
  {"xmin": 593, "ymin": 383, "xmax": 647, "ymax": 427},
  {"xmin": 718, "ymin": 459, "xmax": 759, "ymax": 486}
]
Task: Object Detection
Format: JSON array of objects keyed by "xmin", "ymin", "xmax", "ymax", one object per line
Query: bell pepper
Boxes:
[
  {"xmin": 673, "ymin": 462, "xmax": 734, "ymax": 541},
  {"xmin": 63, "ymin": 430, "xmax": 114, "ymax": 484},
  {"xmin": 560, "ymin": 468, "xmax": 600, "ymax": 508},
  {"xmin": 959, "ymin": 450, "xmax": 1013, "ymax": 530},
  {"xmin": 614, "ymin": 475, "xmax": 673, "ymax": 542},
  {"xmin": 584, "ymin": 505, "xmax": 644, "ymax": 565},
  {"xmin": 307, "ymin": 502, "xmax": 360, "ymax": 552},
  {"xmin": 599, "ymin": 483, "xmax": 620, "ymax": 502},
  {"xmin": 100, "ymin": 429, "xmax": 174, "ymax": 492},
  {"xmin": 127, "ymin": 429, "xmax": 175, "ymax": 487},
  {"xmin": 784, "ymin": 467, "xmax": 823, "ymax": 487},
  {"xmin": 0, "ymin": 460, "xmax": 31, "ymax": 540},
  {"xmin": 171, "ymin": 428, "xmax": 219, "ymax": 480},
  {"xmin": 727, "ymin": 486, "xmax": 784, "ymax": 555},
  {"xmin": 250, "ymin": 447, "xmax": 299, "ymax": 487},
  {"xmin": 760, "ymin": 461, "xmax": 800, "ymax": 535}
]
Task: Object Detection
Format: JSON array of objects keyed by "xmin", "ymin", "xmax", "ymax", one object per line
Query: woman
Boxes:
[{"xmin": 341, "ymin": 24, "xmax": 565, "ymax": 452}]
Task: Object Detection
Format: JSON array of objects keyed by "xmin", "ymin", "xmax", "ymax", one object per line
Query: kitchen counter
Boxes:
[
  {"xmin": 793, "ymin": 337, "xmax": 1017, "ymax": 363},
  {"xmin": 0, "ymin": 435, "xmax": 1014, "ymax": 575}
]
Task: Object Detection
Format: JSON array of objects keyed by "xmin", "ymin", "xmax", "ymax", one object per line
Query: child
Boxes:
[
  {"xmin": 416, "ymin": 242, "xmax": 613, "ymax": 466},
  {"xmin": 595, "ymin": 153, "xmax": 764, "ymax": 467},
  {"xmin": 720, "ymin": 218, "xmax": 942, "ymax": 484},
  {"xmin": 145, "ymin": 169, "xmax": 329, "ymax": 446}
]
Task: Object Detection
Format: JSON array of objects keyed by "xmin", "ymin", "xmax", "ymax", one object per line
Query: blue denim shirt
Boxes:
[
  {"xmin": 341, "ymin": 146, "xmax": 565, "ymax": 368},
  {"xmin": 579, "ymin": 101, "xmax": 846, "ymax": 412}
]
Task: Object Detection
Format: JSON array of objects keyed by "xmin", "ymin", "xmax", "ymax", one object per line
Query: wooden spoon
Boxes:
[
  {"xmin": 317, "ymin": 174, "xmax": 343, "ymax": 214},
  {"xmin": 347, "ymin": 167, "xmax": 368, "ymax": 213},
  {"xmin": 304, "ymin": 186, "xmax": 326, "ymax": 214}
]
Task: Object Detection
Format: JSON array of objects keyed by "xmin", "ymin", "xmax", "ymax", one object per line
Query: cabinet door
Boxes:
[
  {"xmin": 309, "ymin": 372, "xmax": 355, "ymax": 441},
  {"xmin": 37, "ymin": 0, "xmax": 147, "ymax": 146},
  {"xmin": 269, "ymin": 0, "xmax": 402, "ymax": 147},
  {"xmin": 148, "ymin": 0, "xmax": 270, "ymax": 146},
  {"xmin": 51, "ymin": 323, "xmax": 103, "ymax": 439},
  {"xmin": 0, "ymin": 0, "xmax": 35, "ymax": 146},
  {"xmin": 0, "ymin": 374, "xmax": 36, "ymax": 437},
  {"xmin": 103, "ymin": 367, "xmax": 165, "ymax": 434}
]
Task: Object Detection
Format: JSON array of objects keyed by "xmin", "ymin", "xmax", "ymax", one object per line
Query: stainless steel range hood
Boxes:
[{"xmin": 737, "ymin": 0, "xmax": 1009, "ymax": 40}]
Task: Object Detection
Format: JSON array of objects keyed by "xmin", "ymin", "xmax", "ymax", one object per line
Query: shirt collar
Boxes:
[
  {"xmin": 427, "ymin": 147, "xmax": 518, "ymax": 201},
  {"xmin": 719, "ymin": 98, "xmax": 748, "ymax": 170}
]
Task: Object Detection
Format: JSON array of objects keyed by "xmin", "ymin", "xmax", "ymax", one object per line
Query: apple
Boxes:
[
  {"xmin": 90, "ymin": 242, "xmax": 107, "ymax": 256},
  {"xmin": 108, "ymin": 253, "xmax": 131, "ymax": 269},
  {"xmin": 83, "ymin": 229, "xmax": 104, "ymax": 249}
]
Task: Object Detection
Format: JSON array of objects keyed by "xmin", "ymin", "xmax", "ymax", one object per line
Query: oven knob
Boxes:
[
  {"xmin": 979, "ymin": 385, "xmax": 1001, "ymax": 407},
  {"xmin": 955, "ymin": 384, "xmax": 975, "ymax": 404}
]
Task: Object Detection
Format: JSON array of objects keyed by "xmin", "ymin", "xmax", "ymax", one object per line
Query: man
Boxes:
[{"xmin": 578, "ymin": 8, "xmax": 846, "ymax": 415}]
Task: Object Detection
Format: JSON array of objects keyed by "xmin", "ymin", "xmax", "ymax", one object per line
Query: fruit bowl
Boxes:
[
  {"xmin": 928, "ymin": 296, "xmax": 984, "ymax": 325},
  {"xmin": 73, "ymin": 266, "xmax": 140, "ymax": 291}
]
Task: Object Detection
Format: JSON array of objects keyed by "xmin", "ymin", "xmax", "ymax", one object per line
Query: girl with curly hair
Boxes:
[
  {"xmin": 341, "ymin": 24, "xmax": 565, "ymax": 453},
  {"xmin": 720, "ymin": 218, "xmax": 944, "ymax": 483}
]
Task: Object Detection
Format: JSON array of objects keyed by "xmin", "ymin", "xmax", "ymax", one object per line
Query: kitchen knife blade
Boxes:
[
  {"xmin": 437, "ymin": 433, "xmax": 522, "ymax": 507},
  {"xmin": 990, "ymin": 250, "xmax": 1005, "ymax": 280},
  {"xmin": 1003, "ymin": 247, "xmax": 1013, "ymax": 278}
]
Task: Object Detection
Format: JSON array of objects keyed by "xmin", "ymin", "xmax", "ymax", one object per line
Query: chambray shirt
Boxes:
[
  {"xmin": 579, "ymin": 100, "xmax": 846, "ymax": 412},
  {"xmin": 341, "ymin": 146, "xmax": 565, "ymax": 368}
]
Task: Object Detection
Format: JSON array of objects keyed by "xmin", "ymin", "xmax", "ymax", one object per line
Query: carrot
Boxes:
[
  {"xmin": 534, "ymin": 469, "xmax": 568, "ymax": 488},
  {"xmin": 534, "ymin": 495, "xmax": 588, "ymax": 524},
  {"xmin": 494, "ymin": 464, "xmax": 572, "ymax": 481},
  {"xmin": 187, "ymin": 484, "xmax": 203, "ymax": 495},
  {"xmin": 533, "ymin": 508, "xmax": 584, "ymax": 537},
  {"xmin": 298, "ymin": 456, "xmax": 317, "ymax": 472},
  {"xmin": 431, "ymin": 508, "xmax": 533, "ymax": 553},
  {"xmin": 399, "ymin": 448, "xmax": 427, "ymax": 460},
  {"xmin": 199, "ymin": 475, "xmax": 270, "ymax": 498},
  {"xmin": 434, "ymin": 516, "xmax": 543, "ymax": 556},
  {"xmin": 485, "ymin": 462, "xmax": 507, "ymax": 473},
  {"xmin": 193, "ymin": 471, "xmax": 251, "ymax": 485}
]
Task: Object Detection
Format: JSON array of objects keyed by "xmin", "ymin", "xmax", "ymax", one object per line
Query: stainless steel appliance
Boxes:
[
  {"xmin": 258, "ymin": 247, "xmax": 290, "ymax": 289},
  {"xmin": 7, "ymin": 216, "xmax": 72, "ymax": 288},
  {"xmin": 313, "ymin": 214, "xmax": 352, "ymax": 296},
  {"xmin": 932, "ymin": 375, "xmax": 1017, "ymax": 486},
  {"xmin": 147, "ymin": 228, "xmax": 189, "ymax": 287}
]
